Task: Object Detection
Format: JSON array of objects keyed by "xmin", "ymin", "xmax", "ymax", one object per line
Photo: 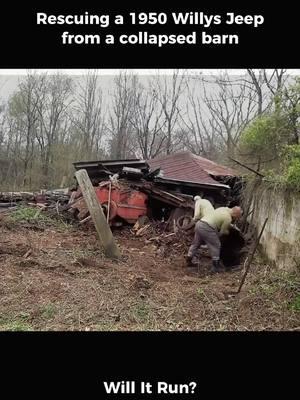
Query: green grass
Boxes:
[
  {"xmin": 0, "ymin": 321, "xmax": 33, "ymax": 331},
  {"xmin": 0, "ymin": 314, "xmax": 33, "ymax": 331},
  {"xmin": 259, "ymin": 283, "xmax": 277, "ymax": 296},
  {"xmin": 9, "ymin": 206, "xmax": 72, "ymax": 231},
  {"xmin": 250, "ymin": 270, "xmax": 300, "ymax": 295},
  {"xmin": 0, "ymin": 311, "xmax": 34, "ymax": 331},
  {"xmin": 92, "ymin": 322, "xmax": 119, "ymax": 331},
  {"xmin": 40, "ymin": 303, "xmax": 57, "ymax": 319},
  {"xmin": 132, "ymin": 303, "xmax": 150, "ymax": 322},
  {"xmin": 10, "ymin": 206, "xmax": 49, "ymax": 222},
  {"xmin": 216, "ymin": 324, "xmax": 226, "ymax": 331},
  {"xmin": 197, "ymin": 288, "xmax": 205, "ymax": 297},
  {"xmin": 289, "ymin": 295, "xmax": 300, "ymax": 312}
]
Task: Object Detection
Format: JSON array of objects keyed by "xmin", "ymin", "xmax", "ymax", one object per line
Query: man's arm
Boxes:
[
  {"xmin": 193, "ymin": 201, "xmax": 202, "ymax": 220},
  {"xmin": 219, "ymin": 216, "xmax": 232, "ymax": 236}
]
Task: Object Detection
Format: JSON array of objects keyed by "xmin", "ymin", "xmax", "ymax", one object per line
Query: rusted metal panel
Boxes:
[
  {"xmin": 71, "ymin": 182, "xmax": 148, "ymax": 224},
  {"xmin": 73, "ymin": 159, "xmax": 149, "ymax": 181},
  {"xmin": 95, "ymin": 185, "xmax": 148, "ymax": 223},
  {"xmin": 148, "ymin": 151, "xmax": 236, "ymax": 185},
  {"xmin": 73, "ymin": 152, "xmax": 236, "ymax": 190}
]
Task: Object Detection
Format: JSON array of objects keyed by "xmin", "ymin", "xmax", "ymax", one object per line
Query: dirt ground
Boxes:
[{"xmin": 0, "ymin": 214, "xmax": 299, "ymax": 331}]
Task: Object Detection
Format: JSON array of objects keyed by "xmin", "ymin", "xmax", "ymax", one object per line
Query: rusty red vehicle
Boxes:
[{"xmin": 94, "ymin": 183, "xmax": 148, "ymax": 224}]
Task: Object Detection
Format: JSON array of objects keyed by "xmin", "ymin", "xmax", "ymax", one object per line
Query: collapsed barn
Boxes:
[{"xmin": 72, "ymin": 151, "xmax": 241, "ymax": 227}]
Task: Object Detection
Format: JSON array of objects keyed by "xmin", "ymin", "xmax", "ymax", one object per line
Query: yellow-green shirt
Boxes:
[
  {"xmin": 201, "ymin": 207, "xmax": 232, "ymax": 235},
  {"xmin": 193, "ymin": 199, "xmax": 214, "ymax": 220}
]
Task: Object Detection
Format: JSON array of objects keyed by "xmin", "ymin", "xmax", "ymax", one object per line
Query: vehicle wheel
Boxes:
[{"xmin": 176, "ymin": 215, "xmax": 195, "ymax": 230}]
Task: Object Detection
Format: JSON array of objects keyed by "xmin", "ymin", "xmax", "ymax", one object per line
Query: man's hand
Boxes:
[{"xmin": 231, "ymin": 224, "xmax": 240, "ymax": 232}]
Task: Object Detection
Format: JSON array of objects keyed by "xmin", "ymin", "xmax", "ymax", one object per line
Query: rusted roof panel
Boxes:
[{"xmin": 148, "ymin": 152, "xmax": 236, "ymax": 185}]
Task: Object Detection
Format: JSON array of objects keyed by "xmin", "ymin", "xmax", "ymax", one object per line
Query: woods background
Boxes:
[{"xmin": 0, "ymin": 69, "xmax": 299, "ymax": 190}]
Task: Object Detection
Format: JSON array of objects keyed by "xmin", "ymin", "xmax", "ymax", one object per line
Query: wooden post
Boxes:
[
  {"xmin": 107, "ymin": 182, "xmax": 112, "ymax": 223},
  {"xmin": 75, "ymin": 169, "xmax": 121, "ymax": 260}
]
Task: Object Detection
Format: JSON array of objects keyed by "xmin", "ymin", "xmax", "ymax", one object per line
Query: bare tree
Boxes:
[
  {"xmin": 219, "ymin": 69, "xmax": 288, "ymax": 115},
  {"xmin": 282, "ymin": 77, "xmax": 300, "ymax": 144},
  {"xmin": 196, "ymin": 72, "xmax": 258, "ymax": 157},
  {"xmin": 4, "ymin": 72, "xmax": 46, "ymax": 187},
  {"xmin": 246, "ymin": 69, "xmax": 287, "ymax": 113},
  {"xmin": 245, "ymin": 69, "xmax": 266, "ymax": 115},
  {"xmin": 151, "ymin": 70, "xmax": 186, "ymax": 155},
  {"xmin": 108, "ymin": 72, "xmax": 138, "ymax": 159},
  {"xmin": 263, "ymin": 69, "xmax": 287, "ymax": 96},
  {"xmin": 182, "ymin": 79, "xmax": 219, "ymax": 158},
  {"xmin": 0, "ymin": 102, "xmax": 6, "ymax": 149},
  {"xmin": 0, "ymin": 104, "xmax": 10, "ymax": 184},
  {"xmin": 209, "ymin": 69, "xmax": 288, "ymax": 119},
  {"xmin": 35, "ymin": 73, "xmax": 73, "ymax": 184},
  {"xmin": 71, "ymin": 70, "xmax": 105, "ymax": 158},
  {"xmin": 130, "ymin": 81, "xmax": 166, "ymax": 159}
]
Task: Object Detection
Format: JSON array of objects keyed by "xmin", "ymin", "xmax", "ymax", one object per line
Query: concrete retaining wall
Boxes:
[{"xmin": 248, "ymin": 185, "xmax": 300, "ymax": 270}]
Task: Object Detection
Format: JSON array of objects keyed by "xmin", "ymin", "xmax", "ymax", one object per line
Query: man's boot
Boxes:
[
  {"xmin": 225, "ymin": 264, "xmax": 242, "ymax": 272},
  {"xmin": 210, "ymin": 259, "xmax": 222, "ymax": 274},
  {"xmin": 186, "ymin": 255, "xmax": 194, "ymax": 267}
]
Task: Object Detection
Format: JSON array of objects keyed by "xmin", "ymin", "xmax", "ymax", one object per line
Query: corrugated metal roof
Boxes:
[{"xmin": 148, "ymin": 152, "xmax": 236, "ymax": 186}]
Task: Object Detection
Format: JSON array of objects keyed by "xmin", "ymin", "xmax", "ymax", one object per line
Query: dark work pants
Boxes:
[{"xmin": 188, "ymin": 221, "xmax": 221, "ymax": 261}]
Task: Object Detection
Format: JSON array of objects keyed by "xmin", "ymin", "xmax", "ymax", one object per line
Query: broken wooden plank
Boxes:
[
  {"xmin": 133, "ymin": 215, "xmax": 150, "ymax": 231},
  {"xmin": 0, "ymin": 202, "xmax": 18, "ymax": 207},
  {"xmin": 27, "ymin": 202, "xmax": 47, "ymax": 209},
  {"xmin": 23, "ymin": 249, "xmax": 32, "ymax": 259},
  {"xmin": 75, "ymin": 169, "xmax": 121, "ymax": 260},
  {"xmin": 68, "ymin": 191, "xmax": 77, "ymax": 205},
  {"xmin": 79, "ymin": 215, "xmax": 92, "ymax": 224},
  {"xmin": 136, "ymin": 224, "xmax": 151, "ymax": 237},
  {"xmin": 164, "ymin": 233, "xmax": 176, "ymax": 238},
  {"xmin": 106, "ymin": 182, "xmax": 112, "ymax": 222}
]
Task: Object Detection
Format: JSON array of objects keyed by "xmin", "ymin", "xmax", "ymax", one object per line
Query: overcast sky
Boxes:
[
  {"xmin": 0, "ymin": 69, "xmax": 299, "ymax": 102},
  {"xmin": 1, "ymin": 69, "xmax": 300, "ymax": 75}
]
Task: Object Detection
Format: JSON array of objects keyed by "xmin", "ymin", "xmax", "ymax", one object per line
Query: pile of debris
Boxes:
[
  {"xmin": 0, "ymin": 189, "xmax": 70, "ymax": 213},
  {"xmin": 1, "ymin": 152, "xmax": 239, "ymax": 230},
  {"xmin": 129, "ymin": 213, "xmax": 246, "ymax": 268},
  {"xmin": 72, "ymin": 152, "xmax": 236, "ymax": 208},
  {"xmin": 70, "ymin": 152, "xmax": 240, "ymax": 229},
  {"xmin": 68, "ymin": 177, "xmax": 195, "ymax": 229},
  {"xmin": 0, "ymin": 153, "xmax": 247, "ymax": 268},
  {"xmin": 121, "ymin": 214, "xmax": 194, "ymax": 260}
]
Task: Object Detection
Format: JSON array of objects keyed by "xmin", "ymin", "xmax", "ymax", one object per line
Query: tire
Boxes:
[{"xmin": 176, "ymin": 215, "xmax": 195, "ymax": 230}]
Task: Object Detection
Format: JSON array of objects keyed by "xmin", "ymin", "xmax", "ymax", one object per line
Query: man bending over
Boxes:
[{"xmin": 186, "ymin": 206, "xmax": 242, "ymax": 273}]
